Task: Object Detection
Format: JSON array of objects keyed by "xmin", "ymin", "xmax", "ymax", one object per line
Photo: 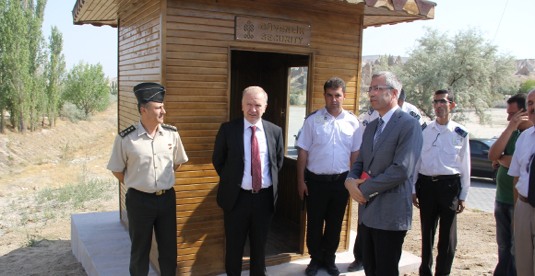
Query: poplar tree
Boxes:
[{"xmin": 45, "ymin": 26, "xmax": 65, "ymax": 127}]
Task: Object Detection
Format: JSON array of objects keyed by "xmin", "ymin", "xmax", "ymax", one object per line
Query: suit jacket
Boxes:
[
  {"xmin": 212, "ymin": 118, "xmax": 284, "ymax": 212},
  {"xmin": 348, "ymin": 108, "xmax": 423, "ymax": 231}
]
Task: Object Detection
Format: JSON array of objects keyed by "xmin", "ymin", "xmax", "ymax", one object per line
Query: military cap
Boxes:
[{"xmin": 134, "ymin": 82, "xmax": 165, "ymax": 104}]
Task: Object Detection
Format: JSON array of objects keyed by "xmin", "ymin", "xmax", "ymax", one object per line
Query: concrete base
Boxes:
[{"xmin": 71, "ymin": 211, "xmax": 420, "ymax": 276}]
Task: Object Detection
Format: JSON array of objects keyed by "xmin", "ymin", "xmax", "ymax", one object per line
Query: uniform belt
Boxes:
[
  {"xmin": 305, "ymin": 169, "xmax": 348, "ymax": 182},
  {"xmin": 240, "ymin": 185, "xmax": 272, "ymax": 194},
  {"xmin": 131, "ymin": 188, "xmax": 170, "ymax": 196},
  {"xmin": 419, "ymin": 174, "xmax": 460, "ymax": 182}
]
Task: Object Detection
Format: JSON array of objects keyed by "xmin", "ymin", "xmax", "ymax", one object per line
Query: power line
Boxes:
[{"xmin": 493, "ymin": 0, "xmax": 510, "ymax": 41}]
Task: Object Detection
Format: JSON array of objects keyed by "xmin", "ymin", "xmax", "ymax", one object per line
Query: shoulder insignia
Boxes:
[
  {"xmin": 421, "ymin": 122, "xmax": 427, "ymax": 131},
  {"xmin": 409, "ymin": 111, "xmax": 421, "ymax": 121},
  {"xmin": 162, "ymin": 123, "xmax": 177, "ymax": 132},
  {"xmin": 362, "ymin": 120, "xmax": 369, "ymax": 127},
  {"xmin": 454, "ymin": 126, "xmax": 468, "ymax": 138},
  {"xmin": 304, "ymin": 109, "xmax": 319, "ymax": 120},
  {"xmin": 119, "ymin": 125, "xmax": 136, "ymax": 138}
]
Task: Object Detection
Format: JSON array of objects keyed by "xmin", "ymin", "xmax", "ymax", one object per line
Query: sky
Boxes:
[{"xmin": 43, "ymin": 0, "xmax": 534, "ymax": 78}]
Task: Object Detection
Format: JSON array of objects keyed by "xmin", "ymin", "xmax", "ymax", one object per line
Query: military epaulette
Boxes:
[
  {"xmin": 162, "ymin": 123, "xmax": 177, "ymax": 132},
  {"xmin": 304, "ymin": 109, "xmax": 319, "ymax": 120},
  {"xmin": 362, "ymin": 120, "xmax": 370, "ymax": 127},
  {"xmin": 119, "ymin": 125, "xmax": 136, "ymax": 138},
  {"xmin": 421, "ymin": 122, "xmax": 427, "ymax": 131},
  {"xmin": 409, "ymin": 111, "xmax": 421, "ymax": 121},
  {"xmin": 454, "ymin": 126, "xmax": 468, "ymax": 138}
]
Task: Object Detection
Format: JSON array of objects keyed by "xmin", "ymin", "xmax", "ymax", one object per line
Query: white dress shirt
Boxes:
[
  {"xmin": 508, "ymin": 126, "xmax": 535, "ymax": 197},
  {"xmin": 242, "ymin": 119, "xmax": 271, "ymax": 190}
]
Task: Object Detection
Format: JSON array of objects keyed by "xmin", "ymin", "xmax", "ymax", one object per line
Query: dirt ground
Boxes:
[{"xmin": 0, "ymin": 105, "xmax": 504, "ymax": 275}]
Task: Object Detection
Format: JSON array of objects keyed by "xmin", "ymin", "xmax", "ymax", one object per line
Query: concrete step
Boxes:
[{"xmin": 71, "ymin": 211, "xmax": 420, "ymax": 276}]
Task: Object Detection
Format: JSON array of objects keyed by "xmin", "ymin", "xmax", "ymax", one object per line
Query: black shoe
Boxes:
[
  {"xmin": 305, "ymin": 262, "xmax": 319, "ymax": 276},
  {"xmin": 347, "ymin": 260, "xmax": 363, "ymax": 272},
  {"xmin": 324, "ymin": 263, "xmax": 340, "ymax": 276}
]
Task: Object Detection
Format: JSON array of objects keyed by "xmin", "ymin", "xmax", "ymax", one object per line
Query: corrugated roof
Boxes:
[{"xmin": 72, "ymin": 0, "xmax": 435, "ymax": 28}]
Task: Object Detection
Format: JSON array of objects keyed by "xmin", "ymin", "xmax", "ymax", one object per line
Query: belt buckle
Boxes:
[
  {"xmin": 251, "ymin": 189, "xmax": 259, "ymax": 194},
  {"xmin": 155, "ymin": 190, "xmax": 165, "ymax": 196},
  {"xmin": 431, "ymin": 176, "xmax": 439, "ymax": 182}
]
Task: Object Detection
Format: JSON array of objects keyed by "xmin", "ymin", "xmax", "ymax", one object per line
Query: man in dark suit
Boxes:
[
  {"xmin": 345, "ymin": 71, "xmax": 423, "ymax": 275},
  {"xmin": 212, "ymin": 86, "xmax": 284, "ymax": 276}
]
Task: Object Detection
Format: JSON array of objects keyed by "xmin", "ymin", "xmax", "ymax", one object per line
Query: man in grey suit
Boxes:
[
  {"xmin": 345, "ymin": 71, "xmax": 423, "ymax": 275},
  {"xmin": 212, "ymin": 86, "xmax": 284, "ymax": 276}
]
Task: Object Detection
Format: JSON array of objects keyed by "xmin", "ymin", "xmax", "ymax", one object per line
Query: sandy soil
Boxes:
[{"xmin": 0, "ymin": 106, "xmax": 506, "ymax": 275}]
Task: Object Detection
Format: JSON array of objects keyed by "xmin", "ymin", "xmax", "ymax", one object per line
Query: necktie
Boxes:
[
  {"xmin": 373, "ymin": 118, "xmax": 384, "ymax": 146},
  {"xmin": 528, "ymin": 154, "xmax": 535, "ymax": 207},
  {"xmin": 251, "ymin": 126, "xmax": 262, "ymax": 192}
]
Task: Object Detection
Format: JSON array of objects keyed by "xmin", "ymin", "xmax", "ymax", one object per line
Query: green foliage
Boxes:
[
  {"xmin": 45, "ymin": 26, "xmax": 66, "ymax": 127},
  {"xmin": 63, "ymin": 62, "xmax": 110, "ymax": 117},
  {"xmin": 519, "ymin": 79, "xmax": 535, "ymax": 93},
  {"xmin": 400, "ymin": 28, "xmax": 516, "ymax": 123},
  {"xmin": 0, "ymin": 0, "xmax": 49, "ymax": 132},
  {"xmin": 37, "ymin": 178, "xmax": 113, "ymax": 209},
  {"xmin": 109, "ymin": 79, "xmax": 118, "ymax": 95}
]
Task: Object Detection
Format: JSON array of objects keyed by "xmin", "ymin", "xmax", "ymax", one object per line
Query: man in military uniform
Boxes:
[
  {"xmin": 296, "ymin": 77, "xmax": 361, "ymax": 276},
  {"xmin": 412, "ymin": 89, "xmax": 470, "ymax": 276},
  {"xmin": 107, "ymin": 82, "xmax": 188, "ymax": 276}
]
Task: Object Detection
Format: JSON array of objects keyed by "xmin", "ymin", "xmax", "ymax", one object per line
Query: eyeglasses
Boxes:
[
  {"xmin": 433, "ymin": 99, "xmax": 451, "ymax": 105},
  {"xmin": 368, "ymin": 85, "xmax": 393, "ymax": 93}
]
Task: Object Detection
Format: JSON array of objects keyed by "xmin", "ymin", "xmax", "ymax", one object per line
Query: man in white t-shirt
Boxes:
[{"xmin": 508, "ymin": 89, "xmax": 535, "ymax": 276}]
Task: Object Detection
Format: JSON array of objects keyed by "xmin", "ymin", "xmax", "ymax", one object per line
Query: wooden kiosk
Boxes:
[{"xmin": 72, "ymin": 1, "xmax": 435, "ymax": 274}]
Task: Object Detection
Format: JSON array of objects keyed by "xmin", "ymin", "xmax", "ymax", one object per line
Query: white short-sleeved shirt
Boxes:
[
  {"xmin": 107, "ymin": 121, "xmax": 189, "ymax": 193},
  {"xmin": 508, "ymin": 126, "xmax": 535, "ymax": 197},
  {"xmin": 413, "ymin": 120, "xmax": 471, "ymax": 200},
  {"xmin": 297, "ymin": 108, "xmax": 361, "ymax": 174},
  {"xmin": 360, "ymin": 101, "xmax": 423, "ymax": 131}
]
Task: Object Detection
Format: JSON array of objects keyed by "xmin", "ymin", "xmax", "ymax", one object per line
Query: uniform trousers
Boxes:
[
  {"xmin": 126, "ymin": 187, "xmax": 177, "ymax": 276},
  {"xmin": 513, "ymin": 198, "xmax": 535, "ymax": 276},
  {"xmin": 305, "ymin": 170, "xmax": 349, "ymax": 265},
  {"xmin": 416, "ymin": 175, "xmax": 461, "ymax": 276},
  {"xmin": 224, "ymin": 186, "xmax": 274, "ymax": 276}
]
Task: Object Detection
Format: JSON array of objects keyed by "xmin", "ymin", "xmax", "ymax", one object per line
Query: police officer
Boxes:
[
  {"xmin": 412, "ymin": 89, "xmax": 470, "ymax": 276},
  {"xmin": 107, "ymin": 82, "xmax": 188, "ymax": 276},
  {"xmin": 297, "ymin": 77, "xmax": 362, "ymax": 276}
]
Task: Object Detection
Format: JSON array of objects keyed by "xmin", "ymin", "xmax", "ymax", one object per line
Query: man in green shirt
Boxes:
[{"xmin": 488, "ymin": 93, "xmax": 532, "ymax": 276}]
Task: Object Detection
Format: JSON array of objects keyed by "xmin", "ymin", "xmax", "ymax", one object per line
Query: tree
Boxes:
[
  {"xmin": 45, "ymin": 26, "xmax": 65, "ymax": 127},
  {"xmin": 0, "ymin": 0, "xmax": 47, "ymax": 133},
  {"xmin": 63, "ymin": 62, "xmax": 109, "ymax": 117},
  {"xmin": 26, "ymin": 0, "xmax": 47, "ymax": 132},
  {"xmin": 1, "ymin": 0, "xmax": 32, "ymax": 132},
  {"xmin": 519, "ymin": 79, "xmax": 535, "ymax": 93},
  {"xmin": 400, "ymin": 28, "xmax": 517, "ymax": 123}
]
